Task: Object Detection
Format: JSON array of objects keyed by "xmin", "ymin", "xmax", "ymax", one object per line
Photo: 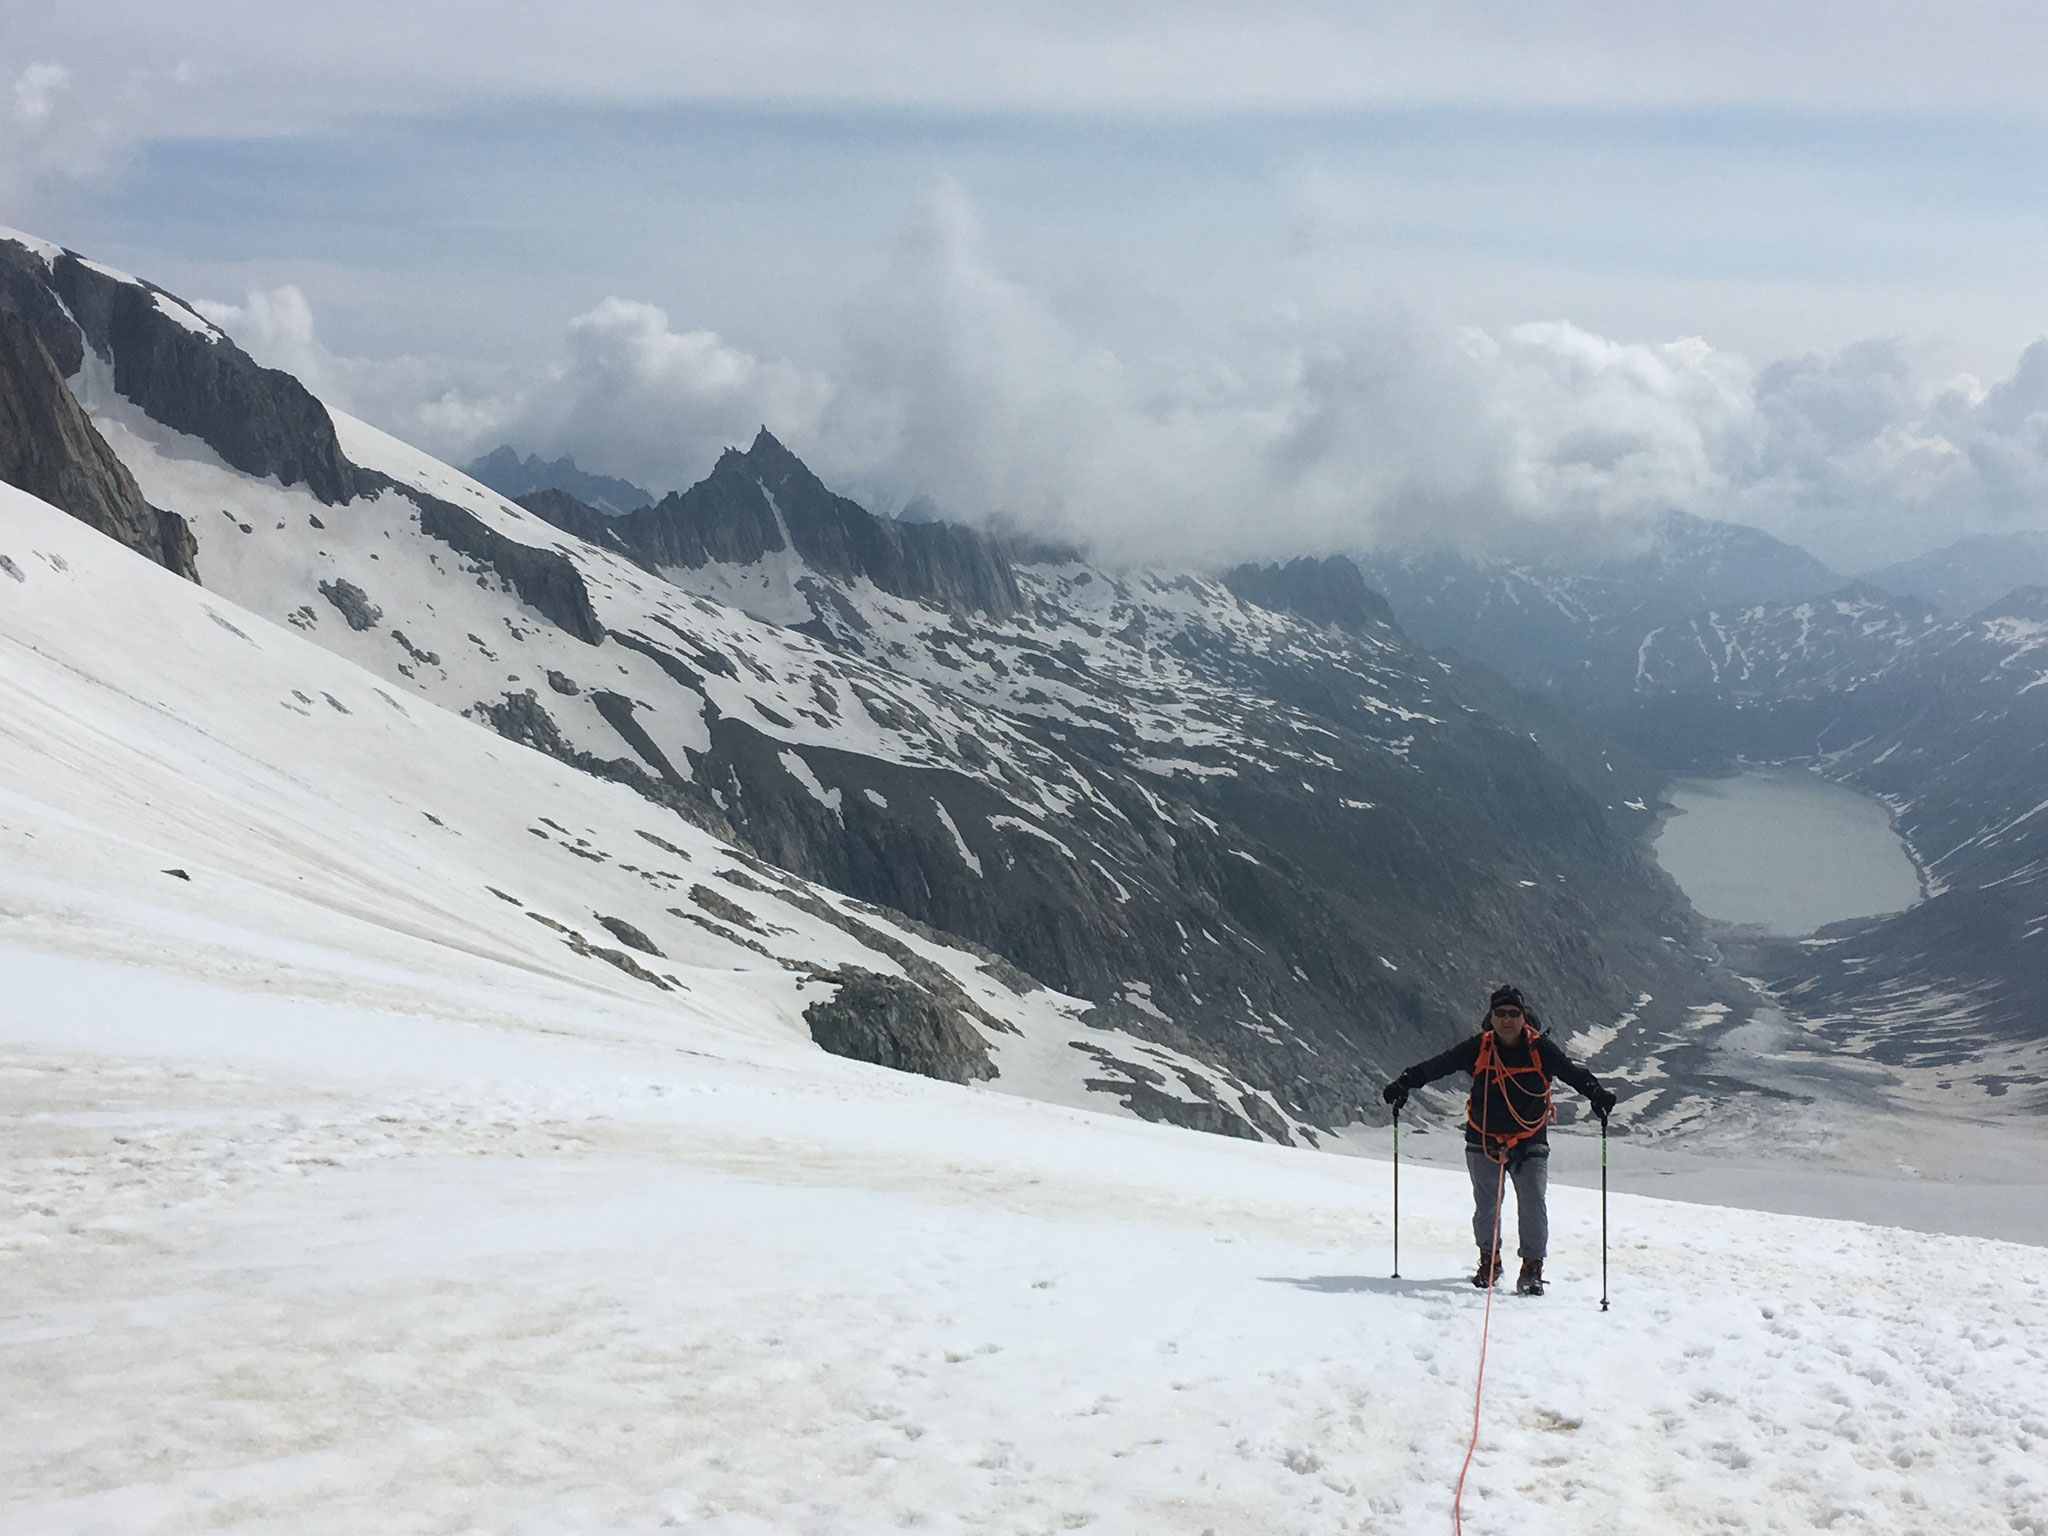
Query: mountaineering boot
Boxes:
[
  {"xmin": 1471, "ymin": 1250, "xmax": 1503, "ymax": 1288},
  {"xmin": 1515, "ymin": 1259, "xmax": 1545, "ymax": 1296}
]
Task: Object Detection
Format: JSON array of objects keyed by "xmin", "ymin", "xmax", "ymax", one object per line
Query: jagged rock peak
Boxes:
[
  {"xmin": 527, "ymin": 430, "xmax": 1024, "ymax": 621},
  {"xmin": 1221, "ymin": 555, "xmax": 1399, "ymax": 637},
  {"xmin": 0, "ymin": 307, "xmax": 199, "ymax": 580}
]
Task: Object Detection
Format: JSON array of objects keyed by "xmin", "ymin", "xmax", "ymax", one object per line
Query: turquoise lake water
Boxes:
[{"xmin": 1652, "ymin": 768, "xmax": 1924, "ymax": 936}]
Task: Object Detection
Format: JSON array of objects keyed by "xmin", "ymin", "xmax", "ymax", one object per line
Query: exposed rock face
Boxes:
[
  {"xmin": 514, "ymin": 488, "xmax": 643, "ymax": 561},
  {"xmin": 520, "ymin": 429, "xmax": 1024, "ymax": 619},
  {"xmin": 318, "ymin": 578, "xmax": 382, "ymax": 631},
  {"xmin": 371, "ymin": 475, "xmax": 605, "ymax": 645},
  {"xmin": 596, "ymin": 915, "xmax": 664, "ymax": 956},
  {"xmin": 1223, "ymin": 556, "xmax": 1399, "ymax": 635},
  {"xmin": 0, "ymin": 307, "xmax": 199, "ymax": 580},
  {"xmin": 804, "ymin": 966, "xmax": 997, "ymax": 1084},
  {"xmin": 476, "ymin": 689, "xmax": 730, "ymax": 836},
  {"xmin": 0, "ymin": 236, "xmax": 358, "ymax": 506}
]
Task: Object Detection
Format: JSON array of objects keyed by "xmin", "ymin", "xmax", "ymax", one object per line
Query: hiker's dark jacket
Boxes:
[{"xmin": 1395, "ymin": 1029, "xmax": 1604, "ymax": 1154}]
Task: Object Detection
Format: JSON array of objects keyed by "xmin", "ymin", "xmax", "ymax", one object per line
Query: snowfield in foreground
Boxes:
[
  {"xmin": 6, "ymin": 948, "xmax": 2046, "ymax": 1536},
  {"xmin": 2, "ymin": 486, "xmax": 2045, "ymax": 1534}
]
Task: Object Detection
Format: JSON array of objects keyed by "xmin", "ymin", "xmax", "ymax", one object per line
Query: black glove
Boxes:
[
  {"xmin": 1381, "ymin": 1082, "xmax": 1408, "ymax": 1112},
  {"xmin": 1589, "ymin": 1086, "xmax": 1617, "ymax": 1123}
]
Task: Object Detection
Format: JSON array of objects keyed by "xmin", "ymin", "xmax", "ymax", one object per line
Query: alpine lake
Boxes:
[{"xmin": 1649, "ymin": 766, "xmax": 1924, "ymax": 936}]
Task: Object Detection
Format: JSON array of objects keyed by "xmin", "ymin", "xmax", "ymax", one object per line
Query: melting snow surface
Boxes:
[{"xmin": 0, "ymin": 480, "xmax": 2045, "ymax": 1534}]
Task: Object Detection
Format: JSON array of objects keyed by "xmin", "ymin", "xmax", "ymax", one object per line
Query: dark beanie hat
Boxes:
[{"xmin": 1488, "ymin": 984, "xmax": 1527, "ymax": 1012}]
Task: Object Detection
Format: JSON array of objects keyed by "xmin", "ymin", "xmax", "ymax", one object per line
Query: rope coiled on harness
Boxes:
[{"xmin": 1465, "ymin": 1027, "xmax": 1553, "ymax": 1152}]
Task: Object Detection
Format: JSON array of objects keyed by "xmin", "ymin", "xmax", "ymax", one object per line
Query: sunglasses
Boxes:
[{"xmin": 1491, "ymin": 1005, "xmax": 1524, "ymax": 1018}]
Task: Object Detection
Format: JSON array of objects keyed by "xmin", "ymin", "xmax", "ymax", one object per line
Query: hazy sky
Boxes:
[{"xmin": 11, "ymin": 2, "xmax": 2048, "ymax": 568}]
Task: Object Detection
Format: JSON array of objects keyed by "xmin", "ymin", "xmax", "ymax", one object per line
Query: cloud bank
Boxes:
[
  {"xmin": 13, "ymin": 3, "xmax": 2048, "ymax": 212},
  {"xmin": 198, "ymin": 185, "xmax": 2048, "ymax": 573}
]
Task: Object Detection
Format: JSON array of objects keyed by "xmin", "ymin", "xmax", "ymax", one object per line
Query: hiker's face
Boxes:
[{"xmin": 1490, "ymin": 1005, "xmax": 1526, "ymax": 1043}]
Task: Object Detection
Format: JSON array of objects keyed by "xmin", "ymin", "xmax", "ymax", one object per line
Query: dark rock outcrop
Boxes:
[
  {"xmin": 514, "ymin": 488, "xmax": 642, "ymax": 560},
  {"xmin": 0, "ymin": 307, "xmax": 199, "ymax": 580},
  {"xmin": 318, "ymin": 578, "xmax": 382, "ymax": 631},
  {"xmin": 476, "ymin": 688, "xmax": 730, "ymax": 836},
  {"xmin": 1223, "ymin": 555, "xmax": 1401, "ymax": 636},
  {"xmin": 370, "ymin": 474, "xmax": 604, "ymax": 645},
  {"xmin": 804, "ymin": 966, "xmax": 997, "ymax": 1084},
  {"xmin": 520, "ymin": 429, "xmax": 1024, "ymax": 620},
  {"xmin": 596, "ymin": 915, "xmax": 664, "ymax": 956},
  {"xmin": 0, "ymin": 235, "xmax": 358, "ymax": 505}
]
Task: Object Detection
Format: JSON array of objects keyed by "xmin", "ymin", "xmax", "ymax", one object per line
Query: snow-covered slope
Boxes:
[
  {"xmin": 0, "ymin": 477, "xmax": 1283, "ymax": 1134},
  {"xmin": 0, "ymin": 482, "xmax": 2041, "ymax": 1531},
  {"xmin": 0, "ymin": 215, "xmax": 1741, "ymax": 1138}
]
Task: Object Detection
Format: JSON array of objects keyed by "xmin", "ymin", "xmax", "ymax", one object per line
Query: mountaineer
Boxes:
[{"xmin": 1382, "ymin": 984, "xmax": 1616, "ymax": 1295}]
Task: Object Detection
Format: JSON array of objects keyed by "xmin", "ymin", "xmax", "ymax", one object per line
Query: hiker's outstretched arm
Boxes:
[
  {"xmin": 1537, "ymin": 1036, "xmax": 1611, "ymax": 1104},
  {"xmin": 1396, "ymin": 1035, "xmax": 1481, "ymax": 1089}
]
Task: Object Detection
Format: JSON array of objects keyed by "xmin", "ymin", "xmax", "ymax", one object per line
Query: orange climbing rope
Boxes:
[
  {"xmin": 1452, "ymin": 1029, "xmax": 1550, "ymax": 1532},
  {"xmin": 1452, "ymin": 1151, "xmax": 1509, "ymax": 1534},
  {"xmin": 1464, "ymin": 1027, "xmax": 1553, "ymax": 1151}
]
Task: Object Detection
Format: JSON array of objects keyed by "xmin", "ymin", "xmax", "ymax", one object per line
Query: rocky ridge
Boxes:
[{"xmin": 0, "ymin": 226, "xmax": 1749, "ymax": 1142}]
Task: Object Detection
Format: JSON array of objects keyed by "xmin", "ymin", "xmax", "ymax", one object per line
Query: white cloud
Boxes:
[
  {"xmin": 0, "ymin": 60, "xmax": 111, "ymax": 200},
  {"xmin": 197, "ymin": 284, "xmax": 830, "ymax": 497},
  {"xmin": 194, "ymin": 186, "xmax": 2048, "ymax": 573},
  {"xmin": 515, "ymin": 298, "xmax": 833, "ymax": 496},
  {"xmin": 193, "ymin": 286, "xmax": 329, "ymax": 391},
  {"xmin": 13, "ymin": 64, "xmax": 70, "ymax": 124}
]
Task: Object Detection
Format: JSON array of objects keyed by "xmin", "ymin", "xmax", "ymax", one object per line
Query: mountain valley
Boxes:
[{"xmin": 3, "ymin": 222, "xmax": 2042, "ymax": 1152}]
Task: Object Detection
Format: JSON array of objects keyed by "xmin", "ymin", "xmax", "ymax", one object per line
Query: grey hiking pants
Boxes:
[{"xmin": 1467, "ymin": 1143, "xmax": 1549, "ymax": 1260}]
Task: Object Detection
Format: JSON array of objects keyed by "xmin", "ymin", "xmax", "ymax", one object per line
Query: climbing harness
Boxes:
[{"xmin": 1464, "ymin": 1027, "xmax": 1554, "ymax": 1153}]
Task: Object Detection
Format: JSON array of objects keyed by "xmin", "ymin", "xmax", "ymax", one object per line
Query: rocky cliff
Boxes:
[
  {"xmin": 521, "ymin": 429, "xmax": 1024, "ymax": 621},
  {"xmin": 0, "ymin": 232, "xmax": 357, "ymax": 505},
  {"xmin": 0, "ymin": 307, "xmax": 198, "ymax": 580}
]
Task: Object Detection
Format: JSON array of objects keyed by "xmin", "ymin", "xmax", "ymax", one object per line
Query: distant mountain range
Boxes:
[
  {"xmin": 0, "ymin": 223, "xmax": 1761, "ymax": 1145},
  {"xmin": 1356, "ymin": 512, "xmax": 1844, "ymax": 702},
  {"xmin": 3, "ymin": 218, "xmax": 2041, "ymax": 1135},
  {"xmin": 464, "ymin": 445, "xmax": 654, "ymax": 516},
  {"xmin": 1359, "ymin": 520, "xmax": 2048, "ymax": 1103},
  {"xmin": 1863, "ymin": 530, "xmax": 2048, "ymax": 617}
]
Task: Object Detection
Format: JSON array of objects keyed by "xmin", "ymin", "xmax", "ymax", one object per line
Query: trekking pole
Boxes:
[
  {"xmin": 1599, "ymin": 1114, "xmax": 1610, "ymax": 1313},
  {"xmin": 1390, "ymin": 1104, "xmax": 1401, "ymax": 1279}
]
